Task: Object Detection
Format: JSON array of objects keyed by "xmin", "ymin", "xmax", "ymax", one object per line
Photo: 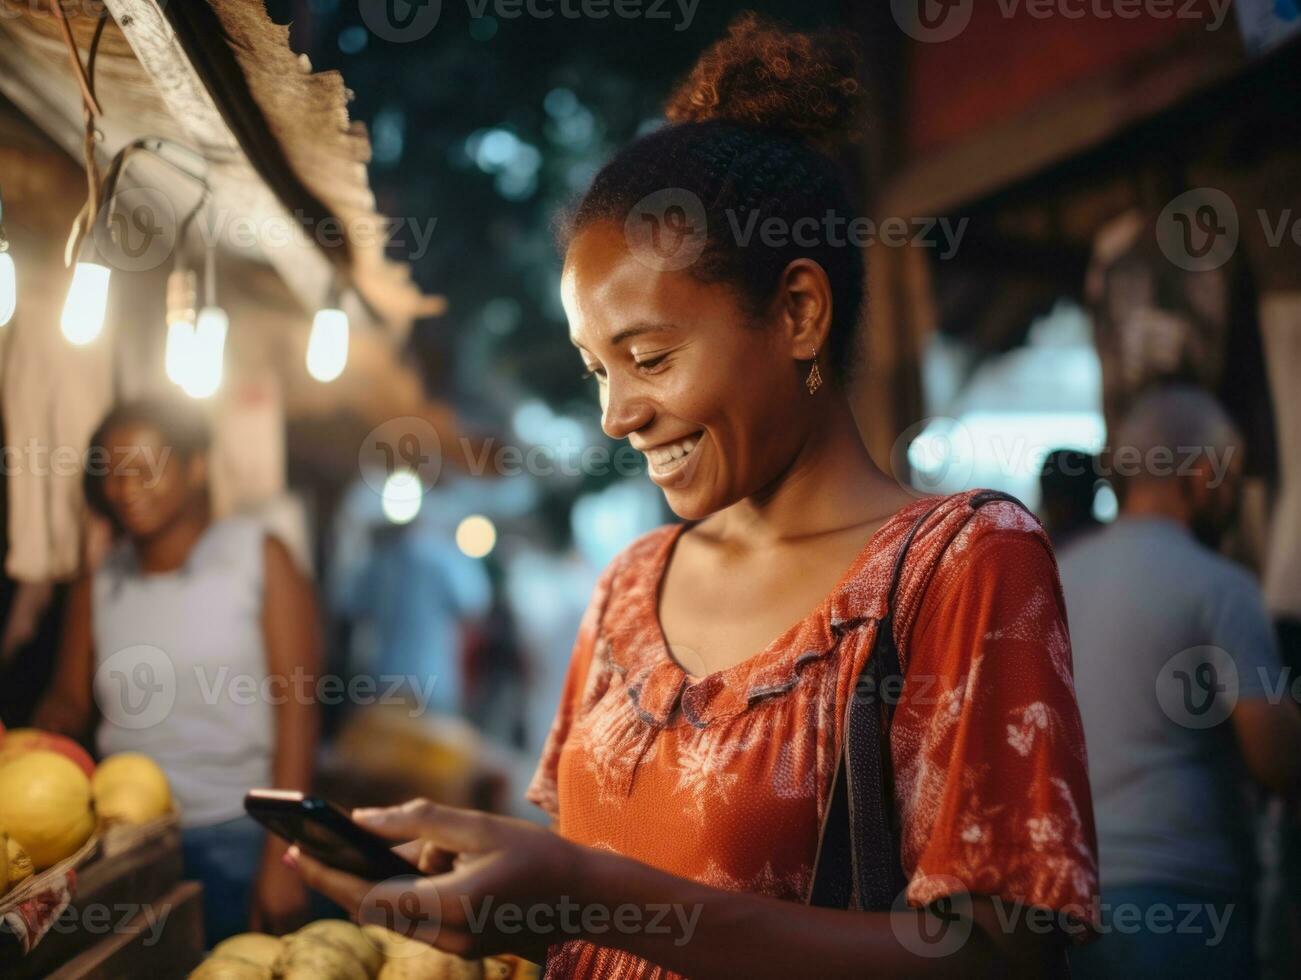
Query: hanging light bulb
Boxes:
[
  {"xmin": 306, "ymin": 302, "xmax": 348, "ymax": 382},
  {"xmin": 183, "ymin": 305, "xmax": 227, "ymax": 398},
  {"xmin": 180, "ymin": 240, "xmax": 227, "ymax": 398},
  {"xmin": 164, "ymin": 266, "xmax": 197, "ymax": 386},
  {"xmin": 60, "ymin": 238, "xmax": 111, "ymax": 345},
  {"xmin": 0, "ymin": 187, "xmax": 14, "ymax": 328},
  {"xmin": 0, "ymin": 243, "xmax": 14, "ymax": 329}
]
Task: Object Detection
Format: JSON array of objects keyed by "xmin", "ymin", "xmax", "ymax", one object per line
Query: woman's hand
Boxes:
[
  {"xmin": 251, "ymin": 850, "xmax": 311, "ymax": 935},
  {"xmin": 287, "ymin": 798, "xmax": 586, "ymax": 960}
]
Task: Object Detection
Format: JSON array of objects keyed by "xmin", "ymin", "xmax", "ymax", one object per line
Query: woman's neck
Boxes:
[
  {"xmin": 134, "ymin": 504, "xmax": 212, "ymax": 574},
  {"xmin": 712, "ymin": 391, "xmax": 914, "ymax": 547}
]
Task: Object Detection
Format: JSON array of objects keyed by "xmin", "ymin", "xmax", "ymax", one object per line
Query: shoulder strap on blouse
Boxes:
[{"xmin": 808, "ymin": 488, "xmax": 1029, "ymax": 912}]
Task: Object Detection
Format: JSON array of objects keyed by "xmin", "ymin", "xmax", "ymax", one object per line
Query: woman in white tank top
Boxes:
[{"xmin": 35, "ymin": 398, "xmax": 321, "ymax": 944}]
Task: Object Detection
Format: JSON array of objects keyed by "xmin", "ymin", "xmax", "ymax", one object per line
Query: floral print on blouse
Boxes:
[{"xmin": 528, "ymin": 491, "xmax": 1100, "ymax": 978}]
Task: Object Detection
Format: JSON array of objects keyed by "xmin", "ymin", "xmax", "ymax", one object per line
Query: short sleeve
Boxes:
[
  {"xmin": 892, "ymin": 528, "xmax": 1101, "ymax": 938},
  {"xmin": 1206, "ymin": 565, "xmax": 1284, "ymax": 702},
  {"xmin": 524, "ymin": 562, "xmax": 613, "ymax": 819}
]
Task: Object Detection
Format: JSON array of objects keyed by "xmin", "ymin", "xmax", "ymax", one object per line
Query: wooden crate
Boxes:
[
  {"xmin": 45, "ymin": 881, "xmax": 203, "ymax": 980},
  {"xmin": 0, "ymin": 817, "xmax": 200, "ymax": 978}
]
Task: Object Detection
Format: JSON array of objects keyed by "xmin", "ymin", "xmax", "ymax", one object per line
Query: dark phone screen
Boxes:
[{"xmin": 247, "ymin": 795, "xmax": 420, "ymax": 880}]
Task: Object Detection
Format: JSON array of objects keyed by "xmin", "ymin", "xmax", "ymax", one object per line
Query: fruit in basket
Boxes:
[
  {"xmin": 0, "ymin": 750, "xmax": 95, "ymax": 870},
  {"xmin": 0, "ymin": 728, "xmax": 96, "ymax": 779},
  {"xmin": 362, "ymin": 925, "xmax": 483, "ymax": 980},
  {"xmin": 211, "ymin": 932, "xmax": 283, "ymax": 968},
  {"xmin": 296, "ymin": 919, "xmax": 385, "ymax": 977},
  {"xmin": 6, "ymin": 835, "xmax": 34, "ymax": 887},
  {"xmin": 0, "ymin": 829, "xmax": 8, "ymax": 898},
  {"xmin": 92, "ymin": 751, "xmax": 172, "ymax": 824}
]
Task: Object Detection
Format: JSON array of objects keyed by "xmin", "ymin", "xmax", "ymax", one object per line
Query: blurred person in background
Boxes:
[
  {"xmin": 33, "ymin": 397, "xmax": 321, "ymax": 943},
  {"xmin": 461, "ymin": 553, "xmax": 527, "ymax": 749},
  {"xmin": 1038, "ymin": 448, "xmax": 1102, "ymax": 550},
  {"xmin": 289, "ymin": 16, "xmax": 1101, "ymax": 977},
  {"xmin": 1059, "ymin": 385, "xmax": 1301, "ymax": 980},
  {"xmin": 333, "ymin": 510, "xmax": 491, "ymax": 716}
]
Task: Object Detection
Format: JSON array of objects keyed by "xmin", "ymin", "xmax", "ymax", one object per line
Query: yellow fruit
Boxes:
[
  {"xmin": 0, "ymin": 751, "xmax": 95, "ymax": 869},
  {"xmin": 187, "ymin": 956, "xmax": 272, "ymax": 979},
  {"xmin": 0, "ymin": 829, "xmax": 9, "ymax": 898},
  {"xmin": 273, "ymin": 932, "xmax": 370, "ymax": 980},
  {"xmin": 364, "ymin": 927, "xmax": 482, "ymax": 980},
  {"xmin": 6, "ymin": 835, "xmax": 34, "ymax": 886},
  {"xmin": 210, "ymin": 933, "xmax": 282, "ymax": 968},
  {"xmin": 296, "ymin": 919, "xmax": 383, "ymax": 977},
  {"xmin": 92, "ymin": 752, "xmax": 171, "ymax": 824}
]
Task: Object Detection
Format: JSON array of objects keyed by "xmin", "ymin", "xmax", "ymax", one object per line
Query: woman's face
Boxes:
[
  {"xmin": 562, "ymin": 221, "xmax": 818, "ymax": 521},
  {"xmin": 99, "ymin": 421, "xmax": 204, "ymax": 539}
]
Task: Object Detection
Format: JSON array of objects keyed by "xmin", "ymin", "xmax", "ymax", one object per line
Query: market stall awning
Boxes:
[{"xmin": 0, "ymin": 0, "xmax": 443, "ymax": 337}]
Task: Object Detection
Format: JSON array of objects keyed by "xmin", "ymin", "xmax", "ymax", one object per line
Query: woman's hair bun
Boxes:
[{"xmin": 664, "ymin": 12, "xmax": 863, "ymax": 153}]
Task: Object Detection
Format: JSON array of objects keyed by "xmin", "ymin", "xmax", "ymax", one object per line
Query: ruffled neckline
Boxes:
[{"xmin": 601, "ymin": 496, "xmax": 939, "ymax": 728}]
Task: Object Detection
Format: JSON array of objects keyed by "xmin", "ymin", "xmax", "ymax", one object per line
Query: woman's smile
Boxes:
[{"xmin": 644, "ymin": 429, "xmax": 706, "ymax": 488}]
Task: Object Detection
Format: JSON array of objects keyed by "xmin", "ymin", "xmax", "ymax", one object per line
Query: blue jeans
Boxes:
[
  {"xmin": 1069, "ymin": 884, "xmax": 1255, "ymax": 980},
  {"xmin": 181, "ymin": 815, "xmax": 265, "ymax": 946}
]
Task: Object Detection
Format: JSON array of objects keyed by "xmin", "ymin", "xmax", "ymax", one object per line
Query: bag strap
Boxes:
[{"xmin": 808, "ymin": 489, "xmax": 1027, "ymax": 910}]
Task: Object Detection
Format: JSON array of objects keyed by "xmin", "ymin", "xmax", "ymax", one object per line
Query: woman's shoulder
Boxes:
[
  {"xmin": 885, "ymin": 489, "xmax": 1054, "ymax": 624},
  {"xmin": 904, "ymin": 489, "xmax": 1049, "ymax": 561}
]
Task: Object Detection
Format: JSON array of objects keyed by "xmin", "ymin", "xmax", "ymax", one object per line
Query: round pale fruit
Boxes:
[
  {"xmin": 210, "ymin": 933, "xmax": 283, "ymax": 969},
  {"xmin": 0, "ymin": 751, "xmax": 95, "ymax": 869},
  {"xmin": 273, "ymin": 933, "xmax": 369, "ymax": 980},
  {"xmin": 92, "ymin": 752, "xmax": 172, "ymax": 824},
  {"xmin": 296, "ymin": 920, "xmax": 383, "ymax": 978},
  {"xmin": 0, "ymin": 729, "xmax": 96, "ymax": 779},
  {"xmin": 188, "ymin": 956, "xmax": 272, "ymax": 979}
]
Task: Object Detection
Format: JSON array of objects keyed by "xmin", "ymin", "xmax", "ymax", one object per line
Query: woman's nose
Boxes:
[{"xmin": 600, "ymin": 377, "xmax": 653, "ymax": 441}]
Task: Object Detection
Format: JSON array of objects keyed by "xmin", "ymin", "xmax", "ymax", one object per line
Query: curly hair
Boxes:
[{"xmin": 562, "ymin": 13, "xmax": 867, "ymax": 382}]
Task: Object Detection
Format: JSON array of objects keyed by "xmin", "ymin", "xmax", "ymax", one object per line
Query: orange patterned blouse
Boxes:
[{"xmin": 527, "ymin": 491, "xmax": 1100, "ymax": 978}]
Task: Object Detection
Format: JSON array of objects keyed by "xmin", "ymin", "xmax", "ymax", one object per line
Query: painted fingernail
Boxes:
[{"xmin": 282, "ymin": 848, "xmax": 299, "ymax": 870}]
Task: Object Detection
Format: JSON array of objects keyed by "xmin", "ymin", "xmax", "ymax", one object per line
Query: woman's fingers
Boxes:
[
  {"xmin": 352, "ymin": 798, "xmax": 499, "ymax": 854},
  {"xmin": 289, "ymin": 847, "xmax": 372, "ymax": 913}
]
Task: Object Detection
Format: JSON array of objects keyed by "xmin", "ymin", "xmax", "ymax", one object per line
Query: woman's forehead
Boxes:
[{"xmin": 564, "ymin": 226, "xmax": 727, "ymax": 347}]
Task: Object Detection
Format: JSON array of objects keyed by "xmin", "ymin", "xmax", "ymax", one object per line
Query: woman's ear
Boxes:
[{"xmin": 774, "ymin": 258, "xmax": 833, "ymax": 358}]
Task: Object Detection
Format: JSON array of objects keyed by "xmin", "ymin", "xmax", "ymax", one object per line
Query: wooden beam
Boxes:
[
  {"xmin": 100, "ymin": 0, "xmax": 349, "ymax": 322},
  {"xmin": 881, "ymin": 24, "xmax": 1247, "ymax": 218}
]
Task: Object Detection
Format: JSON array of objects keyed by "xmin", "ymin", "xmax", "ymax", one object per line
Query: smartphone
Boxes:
[{"xmin": 244, "ymin": 789, "xmax": 423, "ymax": 880}]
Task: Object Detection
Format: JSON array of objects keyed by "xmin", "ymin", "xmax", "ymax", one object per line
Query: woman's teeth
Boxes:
[{"xmin": 648, "ymin": 434, "xmax": 700, "ymax": 470}]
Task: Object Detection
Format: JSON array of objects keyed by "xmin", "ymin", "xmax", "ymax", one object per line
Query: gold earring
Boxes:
[{"xmin": 805, "ymin": 348, "xmax": 822, "ymax": 395}]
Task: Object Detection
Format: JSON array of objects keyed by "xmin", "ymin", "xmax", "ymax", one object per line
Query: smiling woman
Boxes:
[
  {"xmin": 34, "ymin": 397, "xmax": 323, "ymax": 945},
  {"xmin": 290, "ymin": 13, "xmax": 1100, "ymax": 979}
]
